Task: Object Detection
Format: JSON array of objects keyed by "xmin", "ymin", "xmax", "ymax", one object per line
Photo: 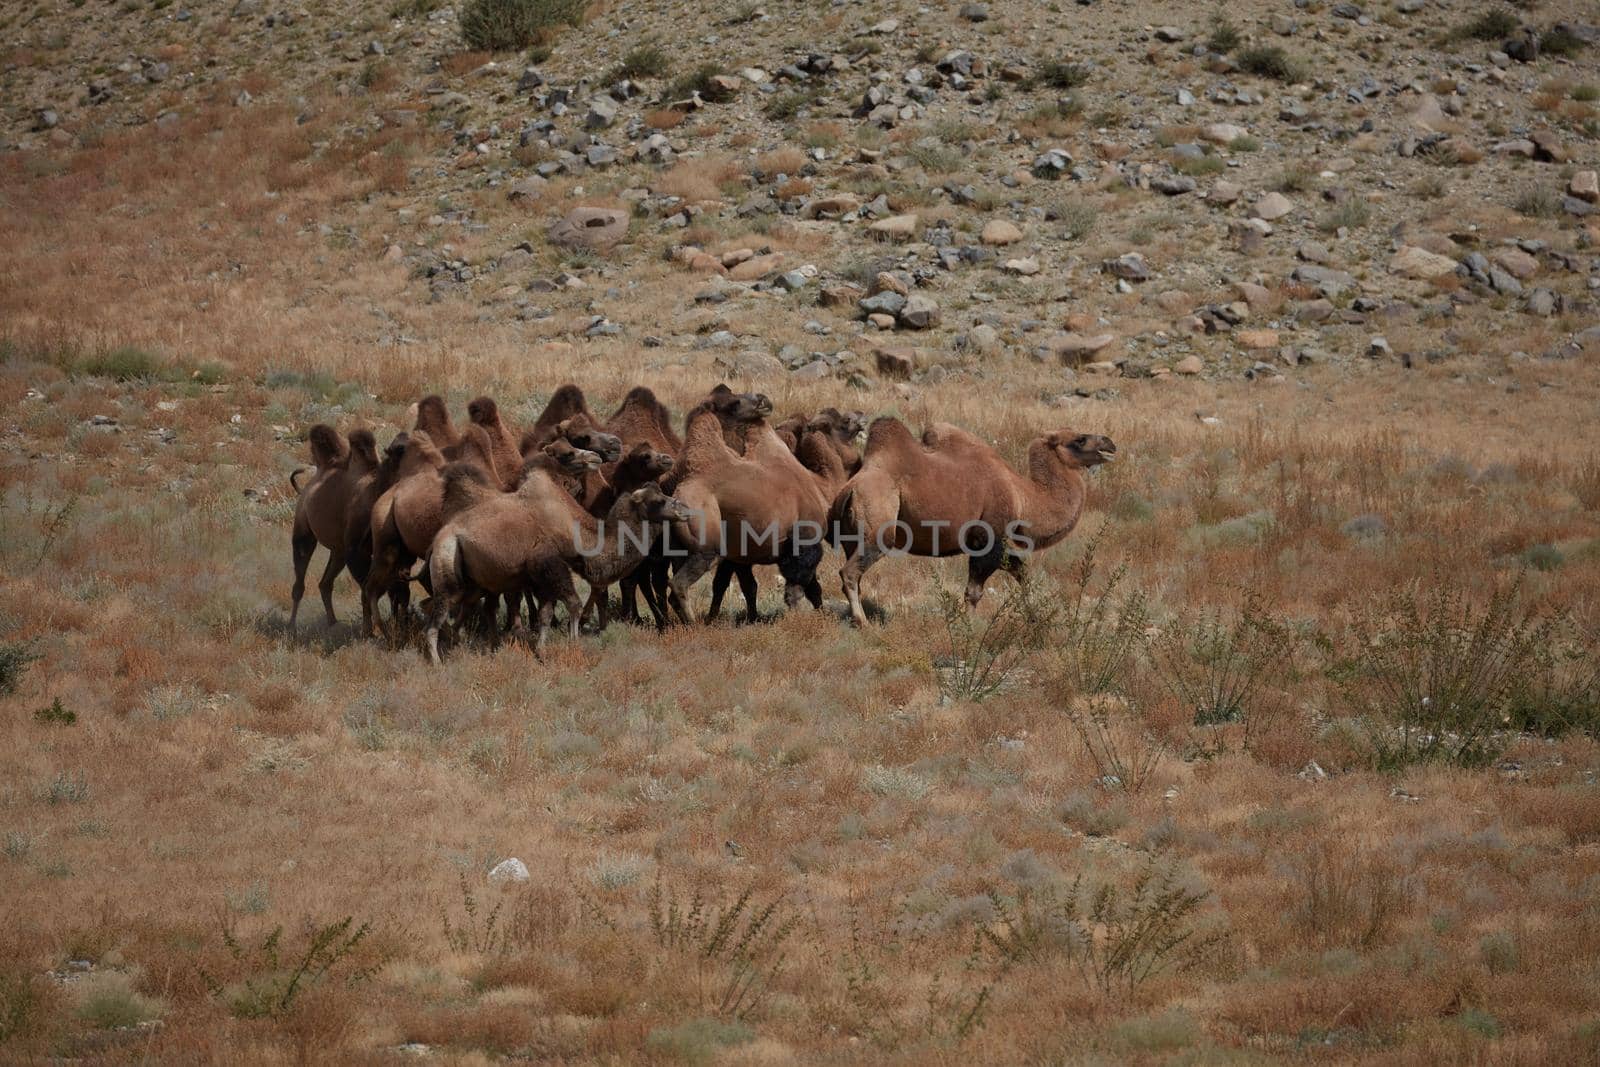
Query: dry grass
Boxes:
[{"xmin": 1, "ymin": 69, "xmax": 1600, "ymax": 1067}]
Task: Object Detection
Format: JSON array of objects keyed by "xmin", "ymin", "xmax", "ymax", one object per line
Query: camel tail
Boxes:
[
  {"xmin": 429, "ymin": 532, "xmax": 465, "ymax": 601},
  {"xmin": 289, "ymin": 466, "xmax": 313, "ymax": 494},
  {"xmin": 827, "ymin": 487, "xmax": 856, "ymax": 549}
]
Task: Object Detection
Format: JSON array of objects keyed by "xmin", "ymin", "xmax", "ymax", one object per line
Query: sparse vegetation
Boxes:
[
  {"xmin": 1033, "ymin": 60, "xmax": 1092, "ymax": 90},
  {"xmin": 606, "ymin": 41, "xmax": 670, "ymax": 82},
  {"xmin": 1207, "ymin": 12, "xmax": 1242, "ymax": 54},
  {"xmin": 1318, "ymin": 197, "xmax": 1371, "ymax": 231},
  {"xmin": 1515, "ymin": 185, "xmax": 1561, "ymax": 217},
  {"xmin": 458, "ymin": 0, "xmax": 584, "ymax": 51},
  {"xmin": 1540, "ymin": 24, "xmax": 1588, "ymax": 56},
  {"xmin": 1457, "ymin": 9, "xmax": 1519, "ymax": 42},
  {"xmin": 0, "ymin": 641, "xmax": 39, "ymax": 695},
  {"xmin": 1237, "ymin": 46, "xmax": 1309, "ymax": 83}
]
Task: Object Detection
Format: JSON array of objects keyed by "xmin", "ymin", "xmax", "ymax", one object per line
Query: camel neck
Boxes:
[
  {"xmin": 1020, "ymin": 446, "xmax": 1088, "ymax": 543},
  {"xmin": 573, "ymin": 502, "xmax": 651, "ymax": 585}
]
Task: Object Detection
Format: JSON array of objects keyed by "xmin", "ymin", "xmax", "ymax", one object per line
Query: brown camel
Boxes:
[
  {"xmin": 411, "ymin": 395, "xmax": 460, "ymax": 451},
  {"xmin": 830, "ymin": 418, "xmax": 1117, "ymax": 627},
  {"xmin": 662, "ymin": 403, "xmax": 835, "ymax": 624},
  {"xmin": 289, "ymin": 425, "xmax": 379, "ymax": 631},
  {"xmin": 705, "ymin": 425, "xmax": 849, "ymax": 622},
  {"xmin": 424, "ymin": 471, "xmax": 690, "ymax": 662},
  {"xmin": 605, "ymin": 385, "xmax": 683, "ymax": 456},
  {"xmin": 461, "ymin": 396, "xmax": 525, "ymax": 492},
  {"xmin": 523, "ymin": 384, "xmax": 595, "ymax": 451},
  {"xmin": 361, "ymin": 426, "xmax": 501, "ymax": 639},
  {"xmin": 578, "ymin": 442, "xmax": 675, "ymax": 627}
]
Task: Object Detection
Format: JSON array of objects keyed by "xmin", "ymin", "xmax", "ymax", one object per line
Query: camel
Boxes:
[
  {"xmin": 578, "ymin": 442, "xmax": 675, "ymax": 627},
  {"xmin": 830, "ymin": 418, "xmax": 1117, "ymax": 627},
  {"xmin": 411, "ymin": 395, "xmax": 460, "ymax": 451},
  {"xmin": 461, "ymin": 396, "xmax": 525, "ymax": 492},
  {"xmin": 704, "ymin": 426, "xmax": 849, "ymax": 623},
  {"xmin": 523, "ymin": 384, "xmax": 595, "ymax": 451},
  {"xmin": 423, "ymin": 470, "xmax": 690, "ymax": 662},
  {"xmin": 661, "ymin": 403, "xmax": 835, "ymax": 625},
  {"xmin": 604, "ymin": 386, "xmax": 683, "ymax": 456},
  {"xmin": 289, "ymin": 424, "xmax": 379, "ymax": 630}
]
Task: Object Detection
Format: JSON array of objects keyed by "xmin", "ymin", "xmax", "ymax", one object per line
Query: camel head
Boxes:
[
  {"xmin": 629, "ymin": 484, "xmax": 693, "ymax": 524},
  {"xmin": 466, "ymin": 395, "xmax": 503, "ymax": 427},
  {"xmin": 556, "ymin": 417, "xmax": 623, "ymax": 463},
  {"xmin": 414, "ymin": 395, "xmax": 453, "ymax": 434},
  {"xmin": 1043, "ymin": 430, "xmax": 1118, "ymax": 469},
  {"xmin": 807, "ymin": 407, "xmax": 867, "ymax": 442},
  {"xmin": 543, "ymin": 438, "xmax": 604, "ymax": 473},
  {"xmin": 622, "ymin": 441, "xmax": 674, "ymax": 480},
  {"xmin": 709, "ymin": 388, "xmax": 773, "ymax": 424},
  {"xmin": 347, "ymin": 427, "xmax": 380, "ymax": 468}
]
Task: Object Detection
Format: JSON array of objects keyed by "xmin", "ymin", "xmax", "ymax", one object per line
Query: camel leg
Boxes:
[
  {"xmin": 289, "ymin": 529, "xmax": 316, "ymax": 633},
  {"xmin": 737, "ymin": 566, "xmax": 760, "ymax": 623},
  {"xmin": 965, "ymin": 547, "xmax": 1005, "ymax": 611},
  {"xmin": 424, "ymin": 591, "xmax": 451, "ymax": 665},
  {"xmin": 363, "ymin": 546, "xmax": 400, "ymax": 640},
  {"xmin": 316, "ymin": 549, "xmax": 345, "ymax": 627},
  {"xmin": 532, "ymin": 597, "xmax": 555, "ymax": 658},
  {"xmin": 707, "ymin": 561, "xmax": 735, "ymax": 622},
  {"xmin": 840, "ymin": 543, "xmax": 882, "ymax": 628},
  {"xmin": 667, "ymin": 552, "xmax": 717, "ymax": 626}
]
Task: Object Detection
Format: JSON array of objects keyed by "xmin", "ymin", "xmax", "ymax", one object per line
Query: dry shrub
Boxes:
[
  {"xmin": 654, "ymin": 157, "xmax": 740, "ymax": 203},
  {"xmin": 752, "ymin": 147, "xmax": 807, "ymax": 177},
  {"xmin": 441, "ymin": 50, "xmax": 493, "ymax": 76},
  {"xmin": 1289, "ymin": 843, "xmax": 1413, "ymax": 949},
  {"xmin": 645, "ymin": 107, "xmax": 688, "ymax": 130}
]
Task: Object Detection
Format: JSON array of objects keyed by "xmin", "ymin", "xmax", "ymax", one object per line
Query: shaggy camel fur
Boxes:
[
  {"xmin": 411, "ymin": 395, "xmax": 460, "ymax": 451},
  {"xmin": 831, "ymin": 418, "xmax": 1116, "ymax": 627},
  {"xmin": 424, "ymin": 471, "xmax": 690, "ymax": 662},
  {"xmin": 605, "ymin": 386, "xmax": 683, "ymax": 456},
  {"xmin": 523, "ymin": 384, "xmax": 594, "ymax": 451},
  {"xmin": 578, "ymin": 442, "xmax": 675, "ymax": 627},
  {"xmin": 462, "ymin": 396, "xmax": 525, "ymax": 492},
  {"xmin": 663, "ymin": 406, "xmax": 834, "ymax": 625},
  {"xmin": 289, "ymin": 425, "xmax": 377, "ymax": 630}
]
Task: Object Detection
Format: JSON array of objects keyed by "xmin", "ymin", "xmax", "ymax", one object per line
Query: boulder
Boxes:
[
  {"xmin": 1101, "ymin": 253, "xmax": 1150, "ymax": 281},
  {"xmin": 874, "ymin": 345, "xmax": 917, "ymax": 378},
  {"xmin": 1237, "ymin": 329, "xmax": 1280, "ymax": 350},
  {"xmin": 1250, "ymin": 192, "xmax": 1295, "ymax": 221},
  {"xmin": 1492, "ymin": 248, "xmax": 1539, "ymax": 280},
  {"xmin": 727, "ymin": 253, "xmax": 784, "ymax": 281},
  {"xmin": 488, "ymin": 858, "xmax": 530, "ymax": 883},
  {"xmin": 1174, "ymin": 355, "xmax": 1204, "ymax": 375},
  {"xmin": 1570, "ymin": 170, "xmax": 1599, "ymax": 204},
  {"xmin": 1048, "ymin": 332, "xmax": 1117, "ymax": 363},
  {"xmin": 898, "ymin": 295, "xmax": 941, "ymax": 329},
  {"xmin": 547, "ymin": 207, "xmax": 628, "ymax": 250},
  {"xmin": 868, "ymin": 214, "xmax": 919, "ymax": 240},
  {"xmin": 1390, "ymin": 244, "xmax": 1458, "ymax": 279},
  {"xmin": 981, "ymin": 219, "xmax": 1025, "ymax": 245}
]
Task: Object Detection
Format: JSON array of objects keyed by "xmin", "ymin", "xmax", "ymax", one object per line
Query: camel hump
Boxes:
[
  {"xmin": 413, "ymin": 395, "xmax": 457, "ymax": 443},
  {"xmin": 797, "ymin": 430, "xmax": 844, "ymax": 481},
  {"xmin": 404, "ymin": 429, "xmax": 448, "ymax": 472},
  {"xmin": 306, "ymin": 424, "xmax": 347, "ymax": 469},
  {"xmin": 458, "ymin": 425, "xmax": 500, "ymax": 482},
  {"xmin": 920, "ymin": 422, "xmax": 986, "ymax": 453},
  {"xmin": 679, "ymin": 410, "xmax": 735, "ymax": 476},
  {"xmin": 864, "ymin": 416, "xmax": 915, "ymax": 457},
  {"xmin": 440, "ymin": 462, "xmax": 498, "ymax": 518},
  {"xmin": 346, "ymin": 428, "xmax": 380, "ymax": 473}
]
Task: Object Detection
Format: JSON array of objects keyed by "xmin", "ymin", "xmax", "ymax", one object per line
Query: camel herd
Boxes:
[{"xmin": 289, "ymin": 382, "xmax": 1117, "ymax": 661}]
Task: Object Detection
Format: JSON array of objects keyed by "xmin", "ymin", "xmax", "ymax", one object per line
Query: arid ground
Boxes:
[{"xmin": 3, "ymin": 0, "xmax": 1599, "ymax": 1062}]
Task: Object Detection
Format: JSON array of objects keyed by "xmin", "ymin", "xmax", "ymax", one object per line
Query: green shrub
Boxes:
[
  {"xmin": 1541, "ymin": 25, "xmax": 1588, "ymax": 56},
  {"xmin": 934, "ymin": 572, "xmax": 1057, "ymax": 702},
  {"xmin": 76, "ymin": 972, "xmax": 161, "ymax": 1030},
  {"xmin": 0, "ymin": 641, "xmax": 40, "ymax": 694},
  {"xmin": 1572, "ymin": 84, "xmax": 1600, "ymax": 103},
  {"xmin": 1318, "ymin": 198, "xmax": 1371, "ymax": 232},
  {"xmin": 1229, "ymin": 134, "xmax": 1261, "ymax": 152},
  {"xmin": 1515, "ymin": 185, "xmax": 1560, "ymax": 218},
  {"xmin": 33, "ymin": 698, "xmax": 75, "ymax": 726},
  {"xmin": 1034, "ymin": 60, "xmax": 1091, "ymax": 89},
  {"xmin": 1238, "ymin": 46, "xmax": 1309, "ymax": 83},
  {"xmin": 78, "ymin": 346, "xmax": 164, "ymax": 381},
  {"xmin": 764, "ymin": 89, "xmax": 817, "ymax": 122},
  {"xmin": 644, "ymin": 1018, "xmax": 754, "ymax": 1065},
  {"xmin": 458, "ymin": 0, "xmax": 584, "ymax": 51},
  {"xmin": 606, "ymin": 42, "xmax": 669, "ymax": 82},
  {"xmin": 1207, "ymin": 12, "xmax": 1242, "ymax": 54},
  {"xmin": 1458, "ymin": 9, "xmax": 1518, "ymax": 41},
  {"xmin": 668, "ymin": 63, "xmax": 725, "ymax": 101},
  {"xmin": 1173, "ymin": 153, "xmax": 1226, "ymax": 176}
]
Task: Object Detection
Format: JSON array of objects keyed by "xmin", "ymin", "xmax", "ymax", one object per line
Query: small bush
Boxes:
[
  {"xmin": 668, "ymin": 63, "xmax": 726, "ymax": 101},
  {"xmin": 33, "ymin": 698, "xmax": 74, "ymax": 726},
  {"xmin": 1458, "ymin": 9, "xmax": 1519, "ymax": 41},
  {"xmin": 1208, "ymin": 12, "xmax": 1242, "ymax": 54},
  {"xmin": 607, "ymin": 42, "xmax": 669, "ymax": 82},
  {"xmin": 1229, "ymin": 134, "xmax": 1261, "ymax": 152},
  {"xmin": 0, "ymin": 968, "xmax": 59, "ymax": 1044},
  {"xmin": 202, "ymin": 915, "xmax": 379, "ymax": 1019},
  {"xmin": 1150, "ymin": 594, "xmax": 1298, "ymax": 740},
  {"xmin": 1055, "ymin": 199, "xmax": 1097, "ymax": 240},
  {"xmin": 905, "ymin": 142, "xmax": 964, "ymax": 174},
  {"xmin": 42, "ymin": 772, "xmax": 88, "ymax": 805},
  {"xmin": 1318, "ymin": 198, "xmax": 1371, "ymax": 232},
  {"xmin": 1334, "ymin": 577, "xmax": 1565, "ymax": 768},
  {"xmin": 1237, "ymin": 46, "xmax": 1309, "ymax": 83},
  {"xmin": 1412, "ymin": 173, "xmax": 1449, "ymax": 200},
  {"xmin": 1277, "ymin": 163, "xmax": 1315, "ymax": 192},
  {"xmin": 764, "ymin": 90, "xmax": 817, "ymax": 122},
  {"xmin": 1480, "ymin": 930, "xmax": 1520, "ymax": 974},
  {"xmin": 1516, "ymin": 186, "xmax": 1560, "ymax": 217},
  {"xmin": 1173, "ymin": 153, "xmax": 1225, "ymax": 176},
  {"xmin": 78, "ymin": 346, "xmax": 164, "ymax": 382},
  {"xmin": 458, "ymin": 0, "xmax": 584, "ymax": 51},
  {"xmin": 1291, "ymin": 845, "xmax": 1412, "ymax": 948},
  {"xmin": 0, "ymin": 641, "xmax": 40, "ymax": 694},
  {"xmin": 1572, "ymin": 84, "xmax": 1600, "ymax": 103},
  {"xmin": 1034, "ymin": 60, "xmax": 1091, "ymax": 89},
  {"xmin": 1056, "ymin": 791, "xmax": 1128, "ymax": 837},
  {"xmin": 76, "ymin": 972, "xmax": 162, "ymax": 1030},
  {"xmin": 645, "ymin": 1017, "xmax": 754, "ymax": 1064},
  {"xmin": 1541, "ymin": 25, "xmax": 1588, "ymax": 56},
  {"xmin": 934, "ymin": 572, "xmax": 1057, "ymax": 702}
]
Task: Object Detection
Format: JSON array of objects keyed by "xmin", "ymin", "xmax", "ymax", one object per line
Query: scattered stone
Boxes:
[
  {"xmin": 959, "ymin": 2, "xmax": 990, "ymax": 20},
  {"xmin": 898, "ymin": 295, "xmax": 941, "ymax": 329},
  {"xmin": 1174, "ymin": 354, "xmax": 1204, "ymax": 375},
  {"xmin": 1002, "ymin": 257, "xmax": 1041, "ymax": 275},
  {"xmin": 860, "ymin": 291, "xmax": 908, "ymax": 317},
  {"xmin": 1493, "ymin": 248, "xmax": 1539, "ymax": 280},
  {"xmin": 488, "ymin": 858, "xmax": 530, "ymax": 883},
  {"xmin": 1031, "ymin": 149, "xmax": 1073, "ymax": 179},
  {"xmin": 728, "ymin": 253, "xmax": 783, "ymax": 281},
  {"xmin": 981, "ymin": 219, "xmax": 1025, "ymax": 245},
  {"xmin": 1390, "ymin": 244, "xmax": 1458, "ymax": 279},
  {"xmin": 874, "ymin": 345, "xmax": 916, "ymax": 378},
  {"xmin": 1048, "ymin": 332, "xmax": 1117, "ymax": 362},
  {"xmin": 820, "ymin": 283, "xmax": 864, "ymax": 307},
  {"xmin": 1153, "ymin": 26, "xmax": 1185, "ymax": 42},
  {"xmin": 585, "ymin": 95, "xmax": 618, "ymax": 129},
  {"xmin": 1153, "ymin": 175, "xmax": 1198, "ymax": 196},
  {"xmin": 868, "ymin": 214, "xmax": 919, "ymax": 240},
  {"xmin": 1237, "ymin": 329, "xmax": 1280, "ymax": 350},
  {"xmin": 1203, "ymin": 123, "xmax": 1248, "ymax": 145},
  {"xmin": 547, "ymin": 207, "xmax": 628, "ymax": 250},
  {"xmin": 1101, "ymin": 253, "xmax": 1150, "ymax": 282},
  {"xmin": 1250, "ymin": 192, "xmax": 1295, "ymax": 221},
  {"xmin": 1570, "ymin": 170, "xmax": 1599, "ymax": 204},
  {"xmin": 1208, "ymin": 181, "xmax": 1242, "ymax": 206},
  {"xmin": 1525, "ymin": 289, "xmax": 1556, "ymax": 317}
]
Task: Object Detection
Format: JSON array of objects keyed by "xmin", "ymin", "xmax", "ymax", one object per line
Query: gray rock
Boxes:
[
  {"xmin": 1525, "ymin": 289, "xmax": 1556, "ymax": 317},
  {"xmin": 1153, "ymin": 175, "xmax": 1198, "ymax": 196},
  {"xmin": 898, "ymin": 295, "xmax": 941, "ymax": 329},
  {"xmin": 1488, "ymin": 267, "xmax": 1522, "ymax": 295},
  {"xmin": 585, "ymin": 95, "xmax": 618, "ymax": 128},
  {"xmin": 860, "ymin": 291, "xmax": 908, "ymax": 316},
  {"xmin": 776, "ymin": 270, "xmax": 809, "ymax": 291},
  {"xmin": 488, "ymin": 858, "xmax": 530, "ymax": 883},
  {"xmin": 547, "ymin": 207, "xmax": 628, "ymax": 250},
  {"xmin": 1292, "ymin": 265, "xmax": 1357, "ymax": 297},
  {"xmin": 959, "ymin": 3, "xmax": 989, "ymax": 20},
  {"xmin": 1101, "ymin": 253, "xmax": 1150, "ymax": 281}
]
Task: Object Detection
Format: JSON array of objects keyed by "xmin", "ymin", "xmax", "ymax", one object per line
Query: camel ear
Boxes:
[{"xmin": 1043, "ymin": 431, "xmax": 1062, "ymax": 448}]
